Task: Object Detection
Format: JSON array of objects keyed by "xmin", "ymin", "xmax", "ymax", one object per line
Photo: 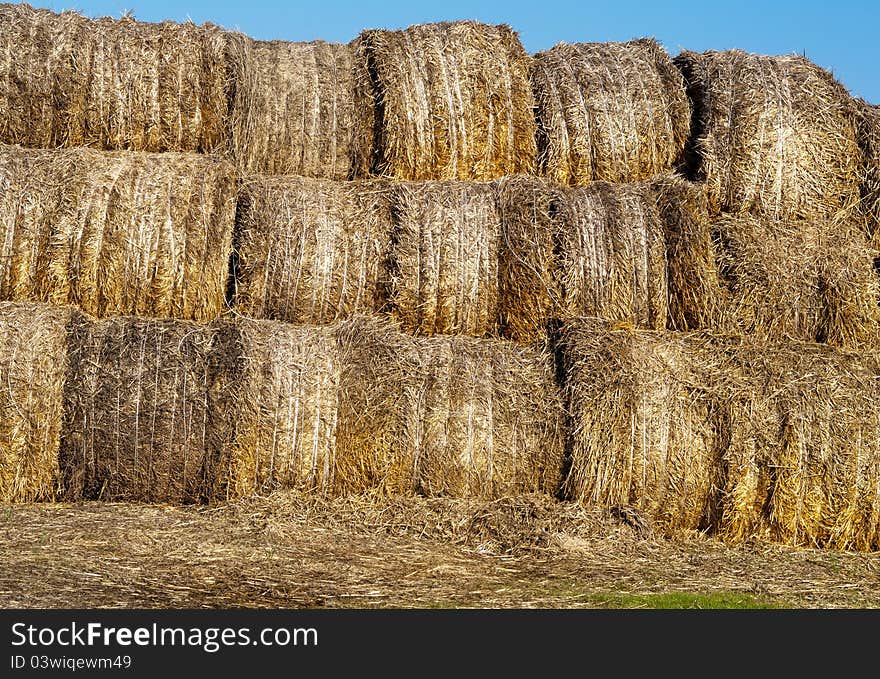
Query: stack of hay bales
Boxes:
[
  {"xmin": 60, "ymin": 314, "xmax": 218, "ymax": 503},
  {"xmin": 355, "ymin": 21, "xmax": 536, "ymax": 180},
  {"xmin": 674, "ymin": 49, "xmax": 862, "ymax": 222},
  {"xmin": 230, "ymin": 39, "xmax": 370, "ymax": 178},
  {"xmin": 0, "ymin": 144, "xmax": 237, "ymax": 321},
  {"xmin": 386, "ymin": 181, "xmax": 500, "ymax": 336},
  {"xmin": 0, "ymin": 2, "xmax": 239, "ymax": 153},
  {"xmin": 561, "ymin": 319, "xmax": 880, "ymax": 548},
  {"xmin": 0, "ymin": 303, "xmax": 73, "ymax": 502},
  {"xmin": 231, "ymin": 175, "xmax": 392, "ymax": 324},
  {"xmin": 530, "ymin": 39, "xmax": 691, "ymax": 185}
]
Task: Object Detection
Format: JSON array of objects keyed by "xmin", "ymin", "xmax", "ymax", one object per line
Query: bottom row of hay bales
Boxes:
[
  {"xmin": 563, "ymin": 319, "xmax": 880, "ymax": 551},
  {"xmin": 0, "ymin": 303, "xmax": 564, "ymax": 505}
]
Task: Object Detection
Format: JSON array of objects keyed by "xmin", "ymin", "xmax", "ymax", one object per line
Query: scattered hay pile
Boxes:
[
  {"xmin": 0, "ymin": 144, "xmax": 236, "ymax": 321},
  {"xmin": 855, "ymin": 100, "xmax": 880, "ymax": 244},
  {"xmin": 0, "ymin": 303, "xmax": 72, "ymax": 502},
  {"xmin": 561, "ymin": 319, "xmax": 880, "ymax": 549},
  {"xmin": 412, "ymin": 335, "xmax": 565, "ymax": 498},
  {"xmin": 675, "ymin": 49, "xmax": 862, "ymax": 221},
  {"xmin": 209, "ymin": 317, "xmax": 341, "ymax": 499},
  {"xmin": 231, "ymin": 175, "xmax": 392, "ymax": 325},
  {"xmin": 60, "ymin": 315, "xmax": 217, "ymax": 503},
  {"xmin": 230, "ymin": 39, "xmax": 368, "ymax": 178},
  {"xmin": 561, "ymin": 321, "xmax": 722, "ymax": 533},
  {"xmin": 0, "ymin": 2, "xmax": 239, "ymax": 152},
  {"xmin": 531, "ymin": 39, "xmax": 691, "ymax": 185},
  {"xmin": 495, "ymin": 174, "xmax": 669, "ymax": 342},
  {"xmin": 356, "ymin": 21, "xmax": 536, "ymax": 180},
  {"xmin": 387, "ymin": 181, "xmax": 500, "ymax": 335}
]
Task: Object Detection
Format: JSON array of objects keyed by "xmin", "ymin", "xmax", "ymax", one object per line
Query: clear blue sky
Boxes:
[{"xmin": 17, "ymin": 0, "xmax": 880, "ymax": 103}]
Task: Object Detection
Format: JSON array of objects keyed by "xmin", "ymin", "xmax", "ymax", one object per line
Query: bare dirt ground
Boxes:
[{"xmin": 1, "ymin": 493, "xmax": 878, "ymax": 608}]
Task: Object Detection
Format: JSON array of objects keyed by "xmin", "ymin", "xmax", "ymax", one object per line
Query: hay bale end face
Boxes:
[
  {"xmin": 60, "ymin": 315, "xmax": 217, "ymax": 503},
  {"xmin": 0, "ymin": 302, "xmax": 73, "ymax": 502},
  {"xmin": 232, "ymin": 175, "xmax": 393, "ymax": 325},
  {"xmin": 561, "ymin": 321, "xmax": 722, "ymax": 534},
  {"xmin": 357, "ymin": 21, "xmax": 537, "ymax": 181},
  {"xmin": 531, "ymin": 39, "xmax": 691, "ymax": 185},
  {"xmin": 0, "ymin": 144, "xmax": 237, "ymax": 322},
  {"xmin": 388, "ymin": 181, "xmax": 500, "ymax": 336},
  {"xmin": 675, "ymin": 49, "xmax": 862, "ymax": 221},
  {"xmin": 0, "ymin": 2, "xmax": 240, "ymax": 153},
  {"xmin": 209, "ymin": 317, "xmax": 341, "ymax": 500},
  {"xmin": 230, "ymin": 39, "xmax": 368, "ymax": 178},
  {"xmin": 855, "ymin": 100, "xmax": 880, "ymax": 244}
]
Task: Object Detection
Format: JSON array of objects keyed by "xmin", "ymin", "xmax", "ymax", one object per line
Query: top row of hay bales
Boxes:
[{"xmin": 3, "ymin": 2, "xmax": 877, "ymax": 227}]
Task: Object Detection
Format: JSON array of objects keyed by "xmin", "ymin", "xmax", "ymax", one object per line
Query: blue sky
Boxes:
[{"xmin": 17, "ymin": 0, "xmax": 880, "ymax": 102}]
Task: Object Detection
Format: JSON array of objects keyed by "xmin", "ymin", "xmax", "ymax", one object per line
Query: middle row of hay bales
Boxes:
[
  {"xmin": 0, "ymin": 303, "xmax": 564, "ymax": 504},
  {"xmin": 2, "ymin": 140, "xmax": 878, "ymax": 349}
]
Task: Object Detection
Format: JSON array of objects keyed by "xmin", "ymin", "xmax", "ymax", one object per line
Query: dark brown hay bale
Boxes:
[
  {"xmin": 60, "ymin": 315, "xmax": 217, "ymax": 503},
  {"xmin": 0, "ymin": 302, "xmax": 72, "ymax": 501},
  {"xmin": 231, "ymin": 175, "xmax": 392, "ymax": 325},
  {"xmin": 855, "ymin": 100, "xmax": 880, "ymax": 244},
  {"xmin": 209, "ymin": 317, "xmax": 341, "ymax": 499},
  {"xmin": 413, "ymin": 335, "xmax": 565, "ymax": 498},
  {"xmin": 711, "ymin": 215, "xmax": 880, "ymax": 348},
  {"xmin": 531, "ymin": 39, "xmax": 691, "ymax": 185},
  {"xmin": 387, "ymin": 181, "xmax": 500, "ymax": 335},
  {"xmin": 495, "ymin": 175, "xmax": 560, "ymax": 343},
  {"xmin": 552, "ymin": 180, "xmax": 668, "ymax": 330},
  {"xmin": 230, "ymin": 39, "xmax": 367, "ymax": 178},
  {"xmin": 356, "ymin": 21, "xmax": 536, "ymax": 180},
  {"xmin": 0, "ymin": 2, "xmax": 240, "ymax": 152},
  {"xmin": 675, "ymin": 49, "xmax": 862, "ymax": 221},
  {"xmin": 0, "ymin": 144, "xmax": 237, "ymax": 321},
  {"xmin": 561, "ymin": 321, "xmax": 722, "ymax": 534}
]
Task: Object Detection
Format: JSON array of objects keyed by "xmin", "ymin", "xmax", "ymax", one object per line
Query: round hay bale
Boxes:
[
  {"xmin": 230, "ymin": 39, "xmax": 367, "ymax": 178},
  {"xmin": 552, "ymin": 180, "xmax": 668, "ymax": 330},
  {"xmin": 0, "ymin": 3, "xmax": 241, "ymax": 152},
  {"xmin": 652, "ymin": 174, "xmax": 720, "ymax": 331},
  {"xmin": 711, "ymin": 214, "xmax": 879, "ymax": 348},
  {"xmin": 560, "ymin": 320, "xmax": 722, "ymax": 534},
  {"xmin": 356, "ymin": 21, "xmax": 536, "ymax": 180},
  {"xmin": 531, "ymin": 39, "xmax": 691, "ymax": 185},
  {"xmin": 208, "ymin": 316, "xmax": 341, "ymax": 499},
  {"xmin": 0, "ymin": 144, "xmax": 237, "ymax": 321},
  {"xmin": 387, "ymin": 180, "xmax": 500, "ymax": 336},
  {"xmin": 231, "ymin": 175, "xmax": 393, "ymax": 325},
  {"xmin": 60, "ymin": 315, "xmax": 217, "ymax": 503},
  {"xmin": 0, "ymin": 302, "xmax": 73, "ymax": 502},
  {"xmin": 413, "ymin": 335, "xmax": 565, "ymax": 498},
  {"xmin": 675, "ymin": 49, "xmax": 862, "ymax": 221},
  {"xmin": 855, "ymin": 99, "xmax": 880, "ymax": 245}
]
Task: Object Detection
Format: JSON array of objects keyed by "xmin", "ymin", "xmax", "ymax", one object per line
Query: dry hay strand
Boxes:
[
  {"xmin": 0, "ymin": 302, "xmax": 73, "ymax": 501},
  {"xmin": 0, "ymin": 144, "xmax": 237, "ymax": 321},
  {"xmin": 495, "ymin": 175, "xmax": 560, "ymax": 343},
  {"xmin": 232, "ymin": 176, "xmax": 392, "ymax": 325},
  {"xmin": 552, "ymin": 180, "xmax": 668, "ymax": 330},
  {"xmin": 719, "ymin": 342, "xmax": 880, "ymax": 551},
  {"xmin": 356, "ymin": 21, "xmax": 536, "ymax": 180},
  {"xmin": 855, "ymin": 100, "xmax": 880, "ymax": 245},
  {"xmin": 711, "ymin": 214, "xmax": 880, "ymax": 348},
  {"xmin": 560, "ymin": 320, "xmax": 723, "ymax": 534},
  {"xmin": 412, "ymin": 335, "xmax": 565, "ymax": 499},
  {"xmin": 60, "ymin": 315, "xmax": 217, "ymax": 503},
  {"xmin": 387, "ymin": 180, "xmax": 500, "ymax": 335},
  {"xmin": 531, "ymin": 38, "xmax": 691, "ymax": 185},
  {"xmin": 675, "ymin": 49, "xmax": 862, "ymax": 221},
  {"xmin": 0, "ymin": 3, "xmax": 241, "ymax": 152},
  {"xmin": 209, "ymin": 316, "xmax": 341, "ymax": 499},
  {"xmin": 230, "ymin": 39, "xmax": 368, "ymax": 178},
  {"xmin": 653, "ymin": 174, "xmax": 720, "ymax": 331}
]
